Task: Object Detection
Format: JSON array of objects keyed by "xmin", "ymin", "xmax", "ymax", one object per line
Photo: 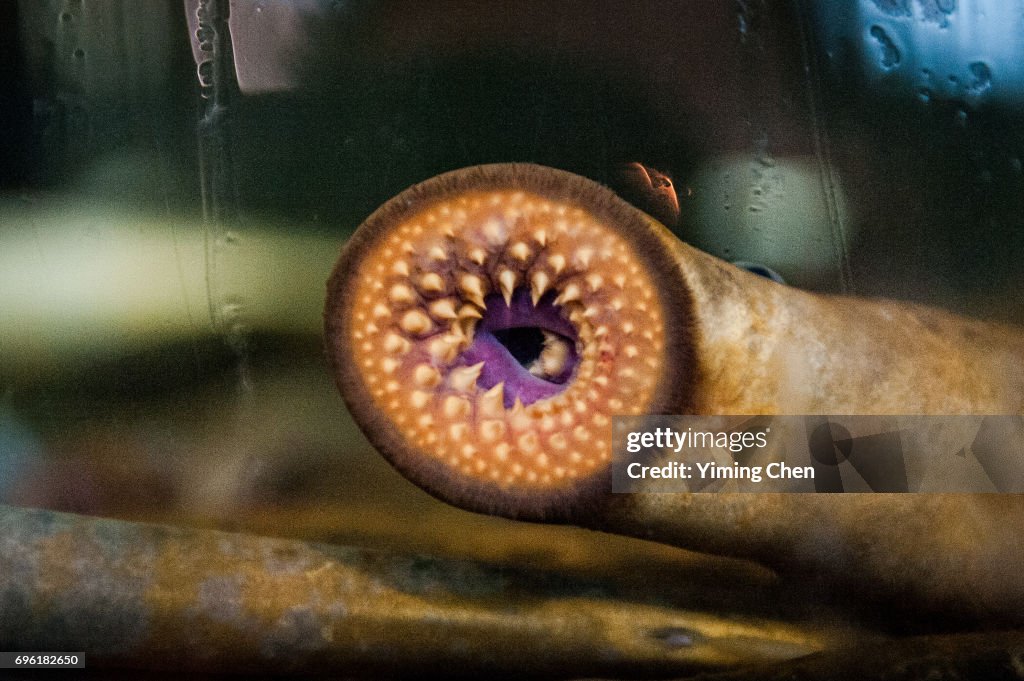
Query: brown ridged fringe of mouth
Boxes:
[{"xmin": 325, "ymin": 164, "xmax": 696, "ymax": 520}]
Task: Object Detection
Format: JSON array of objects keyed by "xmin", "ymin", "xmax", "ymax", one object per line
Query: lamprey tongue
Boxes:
[{"xmin": 325, "ymin": 163, "xmax": 692, "ymax": 519}]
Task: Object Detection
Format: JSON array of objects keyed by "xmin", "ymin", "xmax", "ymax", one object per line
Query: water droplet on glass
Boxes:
[
  {"xmin": 869, "ymin": 25, "xmax": 900, "ymax": 70},
  {"xmin": 955, "ymin": 108, "xmax": 968, "ymax": 126},
  {"xmin": 916, "ymin": 87, "xmax": 931, "ymax": 104},
  {"xmin": 197, "ymin": 60, "xmax": 213, "ymax": 88},
  {"xmin": 968, "ymin": 62, "xmax": 992, "ymax": 91}
]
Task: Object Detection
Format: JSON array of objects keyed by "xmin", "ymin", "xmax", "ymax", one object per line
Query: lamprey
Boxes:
[
  {"xmin": 325, "ymin": 163, "xmax": 1024, "ymax": 625},
  {"xmin": 0, "ymin": 505, "xmax": 837, "ymax": 676}
]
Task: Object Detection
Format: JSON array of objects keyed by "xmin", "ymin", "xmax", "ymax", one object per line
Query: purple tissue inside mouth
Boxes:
[{"xmin": 458, "ymin": 288, "xmax": 578, "ymax": 407}]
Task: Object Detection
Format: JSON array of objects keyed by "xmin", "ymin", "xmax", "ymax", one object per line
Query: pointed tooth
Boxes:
[
  {"xmin": 478, "ymin": 382, "xmax": 505, "ymax": 418},
  {"xmin": 613, "ymin": 274, "xmax": 626, "ymax": 288},
  {"xmin": 457, "ymin": 304, "xmax": 482, "ymax": 320},
  {"xmin": 483, "ymin": 218, "xmax": 506, "ymax": 245},
  {"xmin": 392, "ymin": 260, "xmax": 410, "ymax": 276},
  {"xmin": 554, "ymin": 282, "xmax": 581, "ymax": 305},
  {"xmin": 574, "ymin": 247, "xmax": 594, "ymax": 268},
  {"xmin": 429, "ymin": 298, "xmax": 458, "ymax": 320},
  {"xmin": 428, "ymin": 335, "xmax": 460, "ymax": 363},
  {"xmin": 479, "ymin": 420, "xmax": 506, "ymax": 442},
  {"xmin": 428, "ymin": 246, "xmax": 447, "ymax": 261},
  {"xmin": 498, "ymin": 270, "xmax": 516, "ymax": 306},
  {"xmin": 413, "ymin": 364, "xmax": 441, "ymax": 387},
  {"xmin": 509, "ymin": 398, "xmax": 531, "ymax": 430},
  {"xmin": 494, "ymin": 443, "xmax": 511, "ymax": 461},
  {"xmin": 419, "ymin": 272, "xmax": 445, "ymax": 293},
  {"xmin": 410, "ymin": 390, "xmax": 430, "ymax": 409},
  {"xmin": 510, "ymin": 242, "xmax": 531, "ymax": 261},
  {"xmin": 444, "ymin": 396, "xmax": 472, "ymax": 419},
  {"xmin": 549, "ymin": 254, "xmax": 566, "ymax": 274},
  {"xmin": 534, "ymin": 229, "xmax": 546, "ymax": 246},
  {"xmin": 383, "ymin": 333, "xmax": 411, "ymax": 355},
  {"xmin": 389, "ymin": 284, "xmax": 416, "ymax": 304},
  {"xmin": 585, "ymin": 273, "xmax": 603, "ymax": 291},
  {"xmin": 372, "ymin": 303, "xmax": 391, "ymax": 319},
  {"xmin": 469, "ymin": 247, "xmax": 487, "ymax": 265},
  {"xmin": 459, "ymin": 274, "xmax": 487, "ymax": 308},
  {"xmin": 517, "ymin": 432, "xmax": 539, "ymax": 453},
  {"xmin": 381, "ymin": 358, "xmax": 399, "ymax": 374},
  {"xmin": 455, "ymin": 317, "xmax": 478, "ymax": 342},
  {"xmin": 449, "ymin": 422, "xmax": 468, "ymax": 441},
  {"xmin": 530, "ymin": 271, "xmax": 550, "ymax": 306},
  {"xmin": 400, "ymin": 310, "xmax": 432, "ymax": 335},
  {"xmin": 449, "ymin": 362, "xmax": 484, "ymax": 392}
]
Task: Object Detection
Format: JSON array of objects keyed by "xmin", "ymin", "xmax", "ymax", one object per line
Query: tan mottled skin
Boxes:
[
  {"xmin": 594, "ymin": 219, "xmax": 1024, "ymax": 625},
  {"xmin": 664, "ymin": 233, "xmax": 1024, "ymax": 415}
]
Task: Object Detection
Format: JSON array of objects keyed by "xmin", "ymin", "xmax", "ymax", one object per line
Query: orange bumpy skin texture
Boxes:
[
  {"xmin": 327, "ymin": 164, "xmax": 694, "ymax": 519},
  {"xmin": 347, "ymin": 190, "xmax": 664, "ymax": 488}
]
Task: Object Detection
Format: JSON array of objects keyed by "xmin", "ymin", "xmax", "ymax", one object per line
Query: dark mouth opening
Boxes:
[
  {"xmin": 458, "ymin": 288, "xmax": 579, "ymax": 407},
  {"xmin": 493, "ymin": 327, "xmax": 546, "ymax": 367}
]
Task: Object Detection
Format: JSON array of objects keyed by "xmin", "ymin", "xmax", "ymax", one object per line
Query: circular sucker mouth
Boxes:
[{"xmin": 325, "ymin": 164, "xmax": 694, "ymax": 520}]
